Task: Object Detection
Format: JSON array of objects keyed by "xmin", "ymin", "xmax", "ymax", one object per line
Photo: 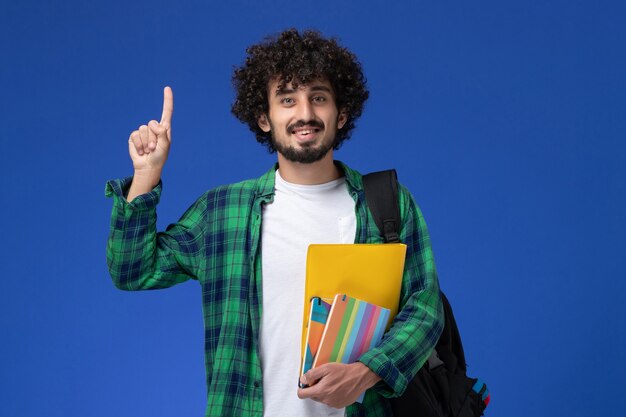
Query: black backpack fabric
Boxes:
[{"xmin": 362, "ymin": 169, "xmax": 490, "ymax": 417}]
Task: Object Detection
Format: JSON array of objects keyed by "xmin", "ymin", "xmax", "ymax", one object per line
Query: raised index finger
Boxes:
[{"xmin": 160, "ymin": 86, "xmax": 174, "ymax": 127}]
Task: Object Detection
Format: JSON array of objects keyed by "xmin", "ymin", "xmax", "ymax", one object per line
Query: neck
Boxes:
[{"xmin": 276, "ymin": 152, "xmax": 341, "ymax": 185}]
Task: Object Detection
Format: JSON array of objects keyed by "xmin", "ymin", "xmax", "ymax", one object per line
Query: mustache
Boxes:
[{"xmin": 287, "ymin": 120, "xmax": 324, "ymax": 132}]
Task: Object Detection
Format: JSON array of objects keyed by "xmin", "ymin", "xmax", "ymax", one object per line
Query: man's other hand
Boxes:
[{"xmin": 297, "ymin": 362, "xmax": 382, "ymax": 409}]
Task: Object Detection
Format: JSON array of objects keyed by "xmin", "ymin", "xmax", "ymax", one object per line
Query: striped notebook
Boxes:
[
  {"xmin": 312, "ymin": 294, "xmax": 391, "ymax": 368},
  {"xmin": 300, "ymin": 297, "xmax": 333, "ymax": 382},
  {"xmin": 306, "ymin": 294, "xmax": 390, "ymax": 402}
]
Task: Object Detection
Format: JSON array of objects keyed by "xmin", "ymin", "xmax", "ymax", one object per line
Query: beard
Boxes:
[
  {"xmin": 272, "ymin": 137, "xmax": 334, "ymax": 164},
  {"xmin": 269, "ymin": 118, "xmax": 337, "ymax": 164}
]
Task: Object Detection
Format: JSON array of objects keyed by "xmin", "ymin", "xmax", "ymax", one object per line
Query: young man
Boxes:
[{"xmin": 106, "ymin": 29, "xmax": 443, "ymax": 417}]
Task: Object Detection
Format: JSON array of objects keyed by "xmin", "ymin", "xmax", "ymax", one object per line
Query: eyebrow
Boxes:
[{"xmin": 275, "ymin": 84, "xmax": 333, "ymax": 96}]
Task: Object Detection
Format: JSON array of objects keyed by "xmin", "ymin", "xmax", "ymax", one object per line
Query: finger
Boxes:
[
  {"xmin": 129, "ymin": 130, "xmax": 144, "ymax": 156},
  {"xmin": 160, "ymin": 86, "xmax": 173, "ymax": 128},
  {"xmin": 147, "ymin": 122, "xmax": 157, "ymax": 151},
  {"xmin": 148, "ymin": 120, "xmax": 169, "ymax": 143},
  {"xmin": 297, "ymin": 385, "xmax": 320, "ymax": 400},
  {"xmin": 302, "ymin": 367, "xmax": 325, "ymax": 386},
  {"xmin": 139, "ymin": 125, "xmax": 150, "ymax": 154}
]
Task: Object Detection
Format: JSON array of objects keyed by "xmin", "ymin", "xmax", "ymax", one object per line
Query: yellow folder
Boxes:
[{"xmin": 300, "ymin": 243, "xmax": 407, "ymax": 357}]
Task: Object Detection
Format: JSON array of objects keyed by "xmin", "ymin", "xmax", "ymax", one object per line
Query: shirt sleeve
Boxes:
[
  {"xmin": 105, "ymin": 177, "xmax": 206, "ymax": 290},
  {"xmin": 358, "ymin": 185, "xmax": 444, "ymax": 397}
]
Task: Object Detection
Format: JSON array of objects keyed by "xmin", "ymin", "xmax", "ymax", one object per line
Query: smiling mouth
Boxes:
[{"xmin": 291, "ymin": 127, "xmax": 321, "ymax": 136}]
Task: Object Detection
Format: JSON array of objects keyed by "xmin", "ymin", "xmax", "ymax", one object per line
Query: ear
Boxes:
[
  {"xmin": 337, "ymin": 109, "xmax": 348, "ymax": 130},
  {"xmin": 257, "ymin": 114, "xmax": 271, "ymax": 133}
]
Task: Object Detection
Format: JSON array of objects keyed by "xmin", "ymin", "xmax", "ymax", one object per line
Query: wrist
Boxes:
[
  {"xmin": 353, "ymin": 362, "xmax": 382, "ymax": 390},
  {"xmin": 127, "ymin": 169, "xmax": 162, "ymax": 203},
  {"xmin": 132, "ymin": 169, "xmax": 162, "ymax": 188}
]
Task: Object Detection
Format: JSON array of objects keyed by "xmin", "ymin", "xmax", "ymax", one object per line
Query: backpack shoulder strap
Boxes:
[{"xmin": 362, "ymin": 169, "xmax": 401, "ymax": 243}]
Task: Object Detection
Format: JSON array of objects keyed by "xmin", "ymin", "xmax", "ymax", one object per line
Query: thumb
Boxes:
[
  {"xmin": 302, "ymin": 366, "xmax": 326, "ymax": 386},
  {"xmin": 148, "ymin": 120, "xmax": 168, "ymax": 139}
]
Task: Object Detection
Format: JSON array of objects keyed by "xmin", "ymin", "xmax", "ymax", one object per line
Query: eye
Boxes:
[
  {"xmin": 280, "ymin": 97, "xmax": 295, "ymax": 105},
  {"xmin": 312, "ymin": 96, "xmax": 327, "ymax": 103}
]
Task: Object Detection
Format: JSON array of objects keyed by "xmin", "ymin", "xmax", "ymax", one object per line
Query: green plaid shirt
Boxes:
[{"xmin": 105, "ymin": 161, "xmax": 443, "ymax": 417}]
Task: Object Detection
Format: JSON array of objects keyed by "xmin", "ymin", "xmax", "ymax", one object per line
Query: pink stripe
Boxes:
[
  {"xmin": 356, "ymin": 305, "xmax": 381, "ymax": 356},
  {"xmin": 349, "ymin": 303, "xmax": 373, "ymax": 362}
]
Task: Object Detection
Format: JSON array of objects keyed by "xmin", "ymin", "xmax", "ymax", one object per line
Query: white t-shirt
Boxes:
[{"xmin": 259, "ymin": 170, "xmax": 356, "ymax": 417}]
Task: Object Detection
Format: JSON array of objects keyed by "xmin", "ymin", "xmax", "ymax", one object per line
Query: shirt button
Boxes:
[{"xmin": 254, "ymin": 381, "xmax": 260, "ymax": 388}]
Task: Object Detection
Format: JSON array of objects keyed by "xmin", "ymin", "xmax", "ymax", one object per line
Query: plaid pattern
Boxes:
[{"xmin": 105, "ymin": 161, "xmax": 443, "ymax": 417}]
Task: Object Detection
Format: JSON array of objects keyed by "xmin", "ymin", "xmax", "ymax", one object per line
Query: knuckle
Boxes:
[{"xmin": 148, "ymin": 122, "xmax": 165, "ymax": 135}]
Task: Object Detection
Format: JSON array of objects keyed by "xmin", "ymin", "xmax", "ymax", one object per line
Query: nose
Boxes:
[{"xmin": 295, "ymin": 99, "xmax": 314, "ymax": 122}]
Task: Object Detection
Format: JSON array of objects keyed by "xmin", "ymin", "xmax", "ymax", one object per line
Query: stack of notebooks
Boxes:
[
  {"xmin": 300, "ymin": 244, "xmax": 406, "ymax": 358},
  {"xmin": 300, "ymin": 293, "xmax": 391, "ymax": 401},
  {"xmin": 298, "ymin": 243, "xmax": 406, "ymax": 403}
]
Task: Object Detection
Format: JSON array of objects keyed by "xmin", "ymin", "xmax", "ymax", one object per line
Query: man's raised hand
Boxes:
[
  {"xmin": 126, "ymin": 87, "xmax": 173, "ymax": 202},
  {"xmin": 128, "ymin": 86, "xmax": 174, "ymax": 173}
]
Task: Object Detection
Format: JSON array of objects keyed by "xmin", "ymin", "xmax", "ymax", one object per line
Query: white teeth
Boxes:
[{"xmin": 291, "ymin": 128, "xmax": 321, "ymax": 135}]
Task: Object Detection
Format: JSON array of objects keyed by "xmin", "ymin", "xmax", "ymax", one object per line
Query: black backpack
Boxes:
[{"xmin": 362, "ymin": 169, "xmax": 490, "ymax": 417}]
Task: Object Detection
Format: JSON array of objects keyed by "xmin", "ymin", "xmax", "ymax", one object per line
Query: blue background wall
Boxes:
[{"xmin": 1, "ymin": 1, "xmax": 624, "ymax": 416}]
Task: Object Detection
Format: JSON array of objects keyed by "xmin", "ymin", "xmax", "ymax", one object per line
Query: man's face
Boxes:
[{"xmin": 258, "ymin": 78, "xmax": 347, "ymax": 164}]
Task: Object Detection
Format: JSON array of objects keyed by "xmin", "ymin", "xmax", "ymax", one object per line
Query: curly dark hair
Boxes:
[{"xmin": 231, "ymin": 28, "xmax": 369, "ymax": 153}]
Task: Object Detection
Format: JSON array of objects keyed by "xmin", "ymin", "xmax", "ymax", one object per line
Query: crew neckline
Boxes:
[{"xmin": 275, "ymin": 169, "xmax": 346, "ymax": 192}]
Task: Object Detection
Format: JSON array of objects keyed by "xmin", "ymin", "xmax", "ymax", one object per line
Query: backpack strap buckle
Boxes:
[{"xmin": 383, "ymin": 219, "xmax": 400, "ymax": 243}]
